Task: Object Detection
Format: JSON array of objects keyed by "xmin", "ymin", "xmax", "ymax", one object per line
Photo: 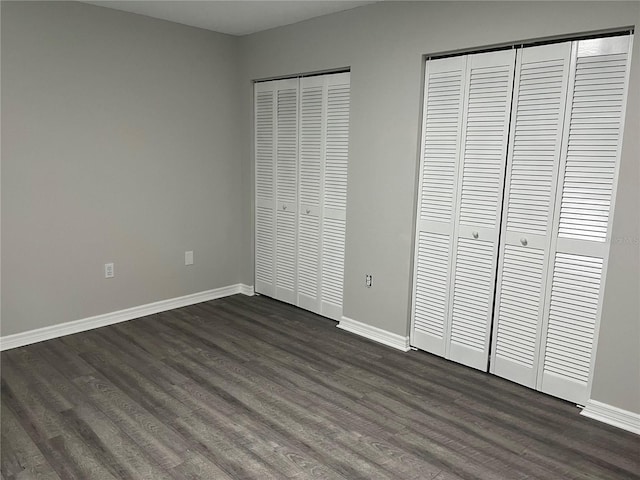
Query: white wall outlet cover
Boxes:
[
  {"xmin": 104, "ymin": 263, "xmax": 114, "ymax": 278},
  {"xmin": 185, "ymin": 251, "xmax": 194, "ymax": 265}
]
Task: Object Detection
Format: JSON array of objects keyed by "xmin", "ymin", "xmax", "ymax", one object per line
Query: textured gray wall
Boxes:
[
  {"xmin": 1, "ymin": 2, "xmax": 244, "ymax": 335},
  {"xmin": 238, "ymin": 1, "xmax": 640, "ymax": 413}
]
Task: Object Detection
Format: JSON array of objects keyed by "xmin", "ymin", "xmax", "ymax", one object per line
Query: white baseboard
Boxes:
[
  {"xmin": 239, "ymin": 284, "xmax": 255, "ymax": 296},
  {"xmin": 338, "ymin": 316, "xmax": 410, "ymax": 352},
  {"xmin": 0, "ymin": 283, "xmax": 255, "ymax": 351},
  {"xmin": 581, "ymin": 399, "xmax": 640, "ymax": 435}
]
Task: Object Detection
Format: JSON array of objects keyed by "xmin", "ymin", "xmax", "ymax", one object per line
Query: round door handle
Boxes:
[
  {"xmin": 306, "ymin": 209, "xmax": 310, "ymax": 214},
  {"xmin": 521, "ymin": 238, "xmax": 528, "ymax": 246},
  {"xmin": 472, "ymin": 231, "xmax": 479, "ymax": 239},
  {"xmin": 282, "ymin": 204, "xmax": 287, "ymax": 211}
]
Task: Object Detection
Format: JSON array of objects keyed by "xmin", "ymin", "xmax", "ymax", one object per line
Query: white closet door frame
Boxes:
[
  {"xmin": 297, "ymin": 75, "xmax": 327, "ymax": 314},
  {"xmin": 537, "ymin": 35, "xmax": 633, "ymax": 404},
  {"xmin": 446, "ymin": 49, "xmax": 516, "ymax": 370},
  {"xmin": 254, "ymin": 81, "xmax": 278, "ymax": 298},
  {"xmin": 410, "ymin": 55, "xmax": 467, "ymax": 356},
  {"xmin": 490, "ymin": 42, "xmax": 572, "ymax": 388}
]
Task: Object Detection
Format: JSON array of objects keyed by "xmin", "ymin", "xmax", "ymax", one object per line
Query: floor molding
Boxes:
[
  {"xmin": 239, "ymin": 284, "xmax": 255, "ymax": 296},
  {"xmin": 0, "ymin": 284, "xmax": 255, "ymax": 351},
  {"xmin": 338, "ymin": 316, "xmax": 410, "ymax": 352},
  {"xmin": 581, "ymin": 399, "xmax": 640, "ymax": 435}
]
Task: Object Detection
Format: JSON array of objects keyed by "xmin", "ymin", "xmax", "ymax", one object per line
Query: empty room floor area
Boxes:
[{"xmin": 1, "ymin": 295, "xmax": 639, "ymax": 479}]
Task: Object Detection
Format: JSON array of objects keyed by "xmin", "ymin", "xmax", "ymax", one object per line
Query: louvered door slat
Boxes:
[
  {"xmin": 494, "ymin": 245, "xmax": 545, "ymax": 369},
  {"xmin": 542, "ymin": 253, "xmax": 603, "ymax": 388},
  {"xmin": 421, "ymin": 67, "xmax": 464, "ymax": 223},
  {"xmin": 558, "ymin": 51, "xmax": 628, "ymax": 242},
  {"xmin": 321, "ymin": 217, "xmax": 345, "ymax": 318},
  {"xmin": 414, "ymin": 232, "xmax": 451, "ymax": 341},
  {"xmin": 297, "ymin": 215, "xmax": 320, "ymax": 299},
  {"xmin": 276, "ymin": 210, "xmax": 296, "ymax": 294},
  {"xmin": 256, "ymin": 91, "xmax": 275, "ymax": 202},
  {"xmin": 539, "ymin": 35, "xmax": 632, "ymax": 404},
  {"xmin": 255, "ymin": 206, "xmax": 274, "ymax": 285},
  {"xmin": 449, "ymin": 238, "xmax": 494, "ymax": 355},
  {"xmin": 411, "ymin": 56, "xmax": 466, "ymax": 355},
  {"xmin": 277, "ymin": 88, "xmax": 298, "ymax": 206},
  {"xmin": 254, "ymin": 84, "xmax": 277, "ymax": 297},
  {"xmin": 459, "ymin": 62, "xmax": 512, "ymax": 228},
  {"xmin": 446, "ymin": 49, "xmax": 515, "ymax": 371},
  {"xmin": 491, "ymin": 42, "xmax": 571, "ymax": 388},
  {"xmin": 299, "ymin": 86, "xmax": 323, "ymax": 207},
  {"xmin": 324, "ymin": 83, "xmax": 350, "ymax": 211}
]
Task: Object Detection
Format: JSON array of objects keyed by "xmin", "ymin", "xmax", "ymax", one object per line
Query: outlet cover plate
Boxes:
[{"xmin": 105, "ymin": 263, "xmax": 114, "ymax": 278}]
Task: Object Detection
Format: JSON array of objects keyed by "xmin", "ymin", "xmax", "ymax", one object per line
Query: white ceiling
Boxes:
[{"xmin": 83, "ymin": 1, "xmax": 378, "ymax": 36}]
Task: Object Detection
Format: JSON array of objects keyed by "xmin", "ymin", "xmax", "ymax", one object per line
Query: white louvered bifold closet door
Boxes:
[
  {"xmin": 446, "ymin": 49, "xmax": 516, "ymax": 370},
  {"xmin": 275, "ymin": 79, "xmax": 299, "ymax": 305},
  {"xmin": 254, "ymin": 82, "xmax": 277, "ymax": 298},
  {"xmin": 256, "ymin": 73, "xmax": 350, "ymax": 319},
  {"xmin": 490, "ymin": 42, "xmax": 572, "ymax": 388},
  {"xmin": 297, "ymin": 76, "xmax": 325, "ymax": 314},
  {"xmin": 254, "ymin": 78, "xmax": 299, "ymax": 304},
  {"xmin": 411, "ymin": 50, "xmax": 515, "ymax": 369},
  {"xmin": 321, "ymin": 72, "xmax": 350, "ymax": 321},
  {"xmin": 411, "ymin": 55, "xmax": 466, "ymax": 356},
  {"xmin": 537, "ymin": 35, "xmax": 633, "ymax": 404}
]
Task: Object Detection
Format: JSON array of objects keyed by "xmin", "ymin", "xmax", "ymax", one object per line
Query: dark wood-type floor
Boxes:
[{"xmin": 2, "ymin": 295, "xmax": 639, "ymax": 480}]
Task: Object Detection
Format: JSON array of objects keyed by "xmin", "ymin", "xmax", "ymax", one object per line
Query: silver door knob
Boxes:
[
  {"xmin": 520, "ymin": 238, "xmax": 528, "ymax": 246},
  {"xmin": 282, "ymin": 204, "xmax": 287, "ymax": 210},
  {"xmin": 306, "ymin": 209, "xmax": 310, "ymax": 214},
  {"xmin": 472, "ymin": 231, "xmax": 479, "ymax": 239}
]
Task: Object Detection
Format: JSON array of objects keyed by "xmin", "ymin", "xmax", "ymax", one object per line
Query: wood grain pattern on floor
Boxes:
[{"xmin": 2, "ymin": 294, "xmax": 639, "ymax": 479}]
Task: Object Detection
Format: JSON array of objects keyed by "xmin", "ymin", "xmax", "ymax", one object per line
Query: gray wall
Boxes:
[
  {"xmin": 238, "ymin": 1, "xmax": 640, "ymax": 413},
  {"xmin": 1, "ymin": 2, "xmax": 244, "ymax": 335}
]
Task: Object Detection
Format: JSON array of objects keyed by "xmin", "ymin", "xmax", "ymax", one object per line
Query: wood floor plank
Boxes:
[
  {"xmin": 2, "ymin": 294, "xmax": 639, "ymax": 479},
  {"xmin": 169, "ymin": 449, "xmax": 234, "ymax": 480},
  {"xmin": 70, "ymin": 375, "xmax": 186, "ymax": 470},
  {"xmin": 1, "ymin": 400, "xmax": 57, "ymax": 479}
]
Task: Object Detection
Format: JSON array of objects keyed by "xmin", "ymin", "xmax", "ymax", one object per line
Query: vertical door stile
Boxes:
[
  {"xmin": 446, "ymin": 49, "xmax": 516, "ymax": 371},
  {"xmin": 491, "ymin": 42, "xmax": 572, "ymax": 388},
  {"xmin": 538, "ymin": 35, "xmax": 633, "ymax": 404},
  {"xmin": 411, "ymin": 56, "xmax": 467, "ymax": 357}
]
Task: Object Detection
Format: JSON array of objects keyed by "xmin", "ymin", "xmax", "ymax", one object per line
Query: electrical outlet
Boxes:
[
  {"xmin": 105, "ymin": 263, "xmax": 114, "ymax": 278},
  {"xmin": 185, "ymin": 251, "xmax": 194, "ymax": 266},
  {"xmin": 365, "ymin": 274, "xmax": 372, "ymax": 288}
]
